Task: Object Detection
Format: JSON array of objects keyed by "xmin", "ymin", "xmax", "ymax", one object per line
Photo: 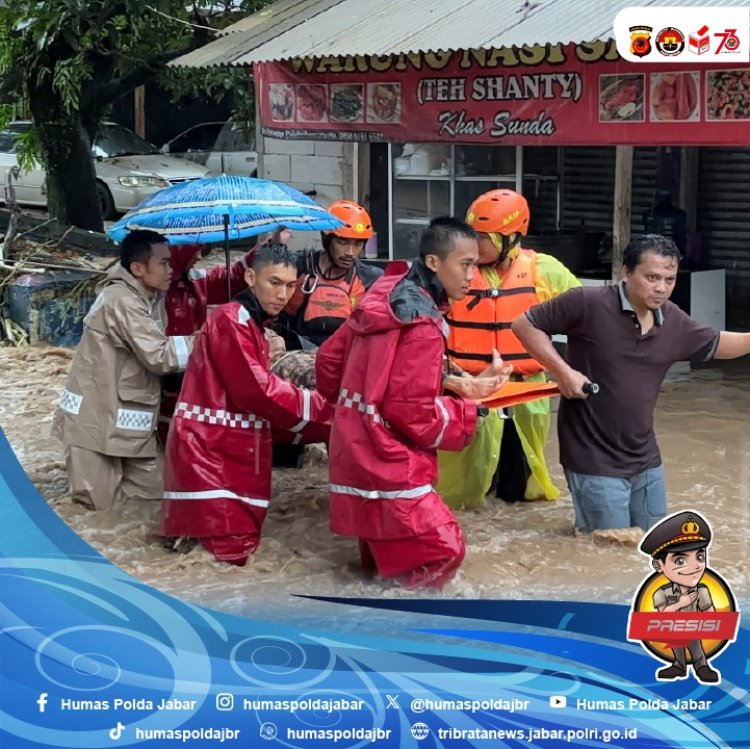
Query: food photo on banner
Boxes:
[{"xmin": 2, "ymin": 1, "xmax": 750, "ymax": 749}]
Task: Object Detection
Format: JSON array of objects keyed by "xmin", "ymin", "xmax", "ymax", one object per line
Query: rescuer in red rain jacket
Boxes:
[
  {"xmin": 158, "ymin": 230, "xmax": 289, "ymax": 444},
  {"xmin": 315, "ymin": 217, "xmax": 511, "ymax": 588},
  {"xmin": 161, "ymin": 243, "xmax": 333, "ymax": 566}
]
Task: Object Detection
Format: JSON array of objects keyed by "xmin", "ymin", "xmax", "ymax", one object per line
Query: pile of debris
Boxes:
[{"xmin": 0, "ymin": 207, "xmax": 117, "ymax": 348}]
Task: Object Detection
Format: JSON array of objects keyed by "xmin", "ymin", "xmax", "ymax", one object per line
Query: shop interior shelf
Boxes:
[
  {"xmin": 454, "ymin": 175, "xmax": 517, "ymax": 182},
  {"xmin": 394, "ymin": 174, "xmax": 452, "ymax": 180}
]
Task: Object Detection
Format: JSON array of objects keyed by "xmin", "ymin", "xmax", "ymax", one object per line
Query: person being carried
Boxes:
[
  {"xmin": 441, "ymin": 189, "xmax": 580, "ymax": 506},
  {"xmin": 315, "ymin": 217, "xmax": 511, "ymax": 589},
  {"xmin": 161, "ymin": 243, "xmax": 333, "ymax": 566},
  {"xmin": 279, "ymin": 200, "xmax": 383, "ymax": 348},
  {"xmin": 53, "ymin": 230, "xmax": 191, "ymax": 511},
  {"xmin": 513, "ymin": 233, "xmax": 750, "ymax": 534}
]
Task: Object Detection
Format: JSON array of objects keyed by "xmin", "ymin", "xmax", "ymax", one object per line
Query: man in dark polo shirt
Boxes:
[{"xmin": 512, "ymin": 234, "xmax": 750, "ymax": 533}]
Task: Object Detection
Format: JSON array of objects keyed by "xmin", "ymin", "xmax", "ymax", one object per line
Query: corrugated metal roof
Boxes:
[{"xmin": 173, "ymin": 0, "xmax": 745, "ymax": 68}]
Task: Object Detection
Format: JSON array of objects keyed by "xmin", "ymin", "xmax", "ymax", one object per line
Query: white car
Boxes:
[
  {"xmin": 160, "ymin": 121, "xmax": 258, "ymax": 177},
  {"xmin": 0, "ymin": 121, "xmax": 210, "ymax": 219}
]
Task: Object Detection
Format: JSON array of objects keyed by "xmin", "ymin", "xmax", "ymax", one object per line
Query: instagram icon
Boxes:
[{"xmin": 216, "ymin": 693, "xmax": 234, "ymax": 711}]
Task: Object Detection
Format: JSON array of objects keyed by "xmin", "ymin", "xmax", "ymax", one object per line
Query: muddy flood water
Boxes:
[{"xmin": 2, "ymin": 347, "xmax": 748, "ymax": 618}]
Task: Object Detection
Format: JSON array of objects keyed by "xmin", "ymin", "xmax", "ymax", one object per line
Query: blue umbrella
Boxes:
[{"xmin": 106, "ymin": 176, "xmax": 344, "ymax": 298}]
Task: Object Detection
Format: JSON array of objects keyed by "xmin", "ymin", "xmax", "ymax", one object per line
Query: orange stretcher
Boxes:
[{"xmin": 477, "ymin": 380, "xmax": 560, "ymax": 409}]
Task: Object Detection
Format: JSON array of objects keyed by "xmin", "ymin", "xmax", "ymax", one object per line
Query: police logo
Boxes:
[
  {"xmin": 656, "ymin": 27, "xmax": 686, "ymax": 56},
  {"xmin": 630, "ymin": 25, "xmax": 653, "ymax": 57}
]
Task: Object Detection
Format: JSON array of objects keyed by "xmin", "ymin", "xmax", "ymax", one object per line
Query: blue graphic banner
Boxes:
[{"xmin": 1, "ymin": 427, "xmax": 747, "ymax": 748}]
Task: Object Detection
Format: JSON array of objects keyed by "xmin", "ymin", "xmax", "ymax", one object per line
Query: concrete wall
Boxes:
[{"xmin": 256, "ymin": 135, "xmax": 353, "ymax": 252}]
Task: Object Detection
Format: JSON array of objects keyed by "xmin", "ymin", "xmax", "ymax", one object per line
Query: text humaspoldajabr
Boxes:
[
  {"xmin": 287, "ymin": 728, "xmax": 391, "ymax": 742},
  {"xmin": 244, "ymin": 697, "xmax": 364, "ymax": 713},
  {"xmin": 411, "ymin": 697, "xmax": 529, "ymax": 713},
  {"xmin": 135, "ymin": 727, "xmax": 238, "ymax": 742}
]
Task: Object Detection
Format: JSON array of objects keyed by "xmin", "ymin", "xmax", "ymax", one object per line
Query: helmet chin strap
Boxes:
[
  {"xmin": 499, "ymin": 233, "xmax": 522, "ymax": 261},
  {"xmin": 483, "ymin": 232, "xmax": 521, "ymax": 266}
]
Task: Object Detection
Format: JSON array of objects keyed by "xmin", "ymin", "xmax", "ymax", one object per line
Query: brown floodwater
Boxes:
[{"xmin": 2, "ymin": 347, "xmax": 747, "ymax": 618}]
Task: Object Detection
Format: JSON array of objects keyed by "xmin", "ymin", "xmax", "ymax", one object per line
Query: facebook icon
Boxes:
[{"xmin": 36, "ymin": 693, "xmax": 49, "ymax": 713}]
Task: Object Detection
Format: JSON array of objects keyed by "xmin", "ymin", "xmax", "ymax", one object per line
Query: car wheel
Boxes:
[{"xmin": 96, "ymin": 182, "xmax": 116, "ymax": 220}]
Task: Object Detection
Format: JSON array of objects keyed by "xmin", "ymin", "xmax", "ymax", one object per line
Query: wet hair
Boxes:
[
  {"xmin": 622, "ymin": 234, "xmax": 681, "ymax": 271},
  {"xmin": 251, "ymin": 242, "xmax": 296, "ymax": 271},
  {"xmin": 120, "ymin": 230, "xmax": 168, "ymax": 271},
  {"xmin": 419, "ymin": 216, "xmax": 477, "ymax": 261}
]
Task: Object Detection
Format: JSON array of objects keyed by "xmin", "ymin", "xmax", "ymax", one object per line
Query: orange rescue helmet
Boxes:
[
  {"xmin": 466, "ymin": 189, "xmax": 530, "ymax": 237},
  {"xmin": 326, "ymin": 200, "xmax": 374, "ymax": 240}
]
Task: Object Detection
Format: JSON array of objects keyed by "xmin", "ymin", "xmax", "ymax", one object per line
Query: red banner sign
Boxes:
[
  {"xmin": 255, "ymin": 42, "xmax": 750, "ymax": 145},
  {"xmin": 628, "ymin": 611, "xmax": 739, "ymax": 647}
]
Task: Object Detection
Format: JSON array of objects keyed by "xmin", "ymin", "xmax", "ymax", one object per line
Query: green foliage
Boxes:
[
  {"xmin": 10, "ymin": 126, "xmax": 40, "ymax": 172},
  {"xmin": 0, "ymin": 1, "xmax": 269, "ymax": 159},
  {"xmin": 0, "ymin": 0, "xmax": 274, "ymax": 227}
]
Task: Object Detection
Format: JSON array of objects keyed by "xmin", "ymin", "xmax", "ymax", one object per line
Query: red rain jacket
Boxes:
[
  {"xmin": 165, "ymin": 244, "xmax": 253, "ymax": 336},
  {"xmin": 315, "ymin": 264, "xmax": 478, "ymax": 541},
  {"xmin": 161, "ymin": 290, "xmax": 332, "ymax": 545}
]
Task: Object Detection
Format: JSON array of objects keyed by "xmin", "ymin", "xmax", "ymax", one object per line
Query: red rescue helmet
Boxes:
[
  {"xmin": 466, "ymin": 189, "xmax": 530, "ymax": 237},
  {"xmin": 325, "ymin": 200, "xmax": 374, "ymax": 240}
]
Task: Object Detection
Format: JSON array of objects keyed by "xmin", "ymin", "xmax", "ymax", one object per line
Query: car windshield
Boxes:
[{"xmin": 94, "ymin": 124, "xmax": 159, "ymax": 158}]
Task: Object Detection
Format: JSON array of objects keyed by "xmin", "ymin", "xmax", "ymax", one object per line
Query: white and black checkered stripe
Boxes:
[
  {"xmin": 59, "ymin": 388, "xmax": 83, "ymax": 415},
  {"xmin": 338, "ymin": 388, "xmax": 389, "ymax": 427},
  {"xmin": 115, "ymin": 408, "xmax": 154, "ymax": 431},
  {"xmin": 175, "ymin": 402, "xmax": 268, "ymax": 430}
]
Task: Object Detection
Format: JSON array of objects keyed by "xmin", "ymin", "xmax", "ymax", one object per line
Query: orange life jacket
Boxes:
[
  {"xmin": 446, "ymin": 248, "xmax": 544, "ymax": 376},
  {"xmin": 286, "ymin": 260, "xmax": 366, "ymax": 339}
]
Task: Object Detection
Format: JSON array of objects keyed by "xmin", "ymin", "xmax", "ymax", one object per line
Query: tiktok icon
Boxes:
[{"xmin": 109, "ymin": 722, "xmax": 125, "ymax": 741}]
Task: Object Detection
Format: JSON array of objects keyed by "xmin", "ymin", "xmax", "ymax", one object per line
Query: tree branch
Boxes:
[{"xmin": 84, "ymin": 47, "xmax": 190, "ymax": 107}]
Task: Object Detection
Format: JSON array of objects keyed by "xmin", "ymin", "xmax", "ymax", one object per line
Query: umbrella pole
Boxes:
[{"xmin": 223, "ymin": 213, "xmax": 231, "ymax": 301}]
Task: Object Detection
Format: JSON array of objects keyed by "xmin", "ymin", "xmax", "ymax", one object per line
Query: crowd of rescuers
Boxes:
[{"xmin": 52, "ymin": 190, "xmax": 750, "ymax": 589}]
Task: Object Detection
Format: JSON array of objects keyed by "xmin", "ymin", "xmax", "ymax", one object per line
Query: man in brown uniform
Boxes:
[
  {"xmin": 640, "ymin": 510, "xmax": 718, "ymax": 683},
  {"xmin": 54, "ymin": 231, "xmax": 191, "ymax": 510}
]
